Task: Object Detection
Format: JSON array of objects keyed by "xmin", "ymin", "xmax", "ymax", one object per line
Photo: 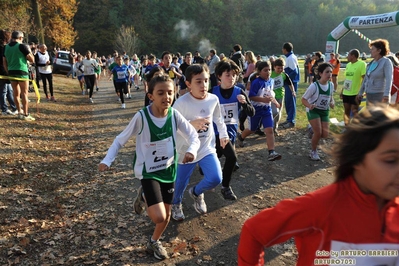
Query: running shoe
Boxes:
[
  {"xmin": 282, "ymin": 122, "xmax": 295, "ymax": 129},
  {"xmin": 133, "ymin": 186, "xmax": 146, "ymax": 215},
  {"xmin": 89, "ymin": 98, "xmax": 94, "ymax": 103},
  {"xmin": 146, "ymin": 237, "xmax": 169, "ymax": 260},
  {"xmin": 171, "ymin": 204, "xmax": 185, "ymax": 221},
  {"xmin": 255, "ymin": 128, "xmax": 265, "ymax": 136},
  {"xmin": 236, "ymin": 133, "xmax": 244, "ymax": 148},
  {"xmin": 221, "ymin": 186, "xmax": 237, "ymax": 200},
  {"xmin": 309, "ymin": 150, "xmax": 321, "ymax": 161},
  {"xmin": 268, "ymin": 151, "xmax": 282, "ymax": 161},
  {"xmin": 307, "ymin": 125, "xmax": 314, "ymax": 139},
  {"xmin": 23, "ymin": 114, "xmax": 35, "ymax": 121},
  {"xmin": 121, "ymin": 103, "xmax": 126, "ymax": 109},
  {"xmin": 189, "ymin": 187, "xmax": 207, "ymax": 214}
]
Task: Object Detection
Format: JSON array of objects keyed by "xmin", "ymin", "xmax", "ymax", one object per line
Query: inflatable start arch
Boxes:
[{"xmin": 326, "ymin": 11, "xmax": 399, "ymax": 58}]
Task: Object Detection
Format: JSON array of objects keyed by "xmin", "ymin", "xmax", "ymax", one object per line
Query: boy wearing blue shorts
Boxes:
[{"xmin": 236, "ymin": 61, "xmax": 282, "ymax": 161}]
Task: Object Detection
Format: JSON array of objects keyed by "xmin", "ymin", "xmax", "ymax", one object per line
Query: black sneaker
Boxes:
[
  {"xmin": 233, "ymin": 162, "xmax": 240, "ymax": 172},
  {"xmin": 96, "ymin": 87, "xmax": 99, "ymax": 91},
  {"xmin": 255, "ymin": 128, "xmax": 265, "ymax": 136},
  {"xmin": 236, "ymin": 133, "xmax": 244, "ymax": 148},
  {"xmin": 221, "ymin": 186, "xmax": 237, "ymax": 200},
  {"xmin": 282, "ymin": 122, "xmax": 295, "ymax": 129}
]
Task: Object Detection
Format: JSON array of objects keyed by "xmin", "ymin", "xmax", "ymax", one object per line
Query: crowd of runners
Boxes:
[{"xmin": 2, "ymin": 32, "xmax": 398, "ymax": 264}]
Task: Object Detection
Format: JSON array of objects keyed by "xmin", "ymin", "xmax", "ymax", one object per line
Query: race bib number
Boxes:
[
  {"xmin": 144, "ymin": 137, "xmax": 174, "ymax": 173},
  {"xmin": 117, "ymin": 71, "xmax": 125, "ymax": 80},
  {"xmin": 221, "ymin": 102, "xmax": 238, "ymax": 125},
  {"xmin": 315, "ymin": 94, "xmax": 330, "ymax": 110},
  {"xmin": 343, "ymin": 80, "xmax": 352, "ymax": 91},
  {"xmin": 197, "ymin": 123, "xmax": 210, "ymax": 140},
  {"xmin": 273, "ymin": 75, "xmax": 283, "ymax": 89}
]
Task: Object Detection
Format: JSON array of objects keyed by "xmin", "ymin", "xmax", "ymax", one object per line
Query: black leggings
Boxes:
[
  {"xmin": 115, "ymin": 82, "xmax": 128, "ymax": 104},
  {"xmin": 41, "ymin": 73, "xmax": 53, "ymax": 97},
  {"xmin": 84, "ymin": 75, "xmax": 96, "ymax": 98},
  {"xmin": 215, "ymin": 135, "xmax": 237, "ymax": 187}
]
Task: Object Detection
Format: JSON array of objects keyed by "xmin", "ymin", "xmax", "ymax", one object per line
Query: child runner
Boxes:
[
  {"xmin": 98, "ymin": 74, "xmax": 200, "ymax": 260},
  {"xmin": 301, "ymin": 63, "xmax": 335, "ymax": 161},
  {"xmin": 124, "ymin": 57, "xmax": 135, "ymax": 99},
  {"xmin": 270, "ymin": 58, "xmax": 295, "ymax": 136},
  {"xmin": 109, "ymin": 56, "xmax": 130, "ymax": 109},
  {"xmin": 74, "ymin": 54, "xmax": 85, "ymax": 94},
  {"xmin": 236, "ymin": 61, "xmax": 282, "ymax": 161},
  {"xmin": 92, "ymin": 51, "xmax": 102, "ymax": 91},
  {"xmin": 238, "ymin": 105, "xmax": 399, "ymax": 265},
  {"xmin": 211, "ymin": 59, "xmax": 254, "ymax": 200},
  {"xmin": 79, "ymin": 50, "xmax": 99, "ymax": 103},
  {"xmin": 171, "ymin": 64, "xmax": 230, "ymax": 221},
  {"xmin": 129, "ymin": 54, "xmax": 141, "ymax": 90}
]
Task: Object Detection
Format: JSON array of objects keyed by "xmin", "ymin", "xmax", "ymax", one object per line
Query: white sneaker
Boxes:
[
  {"xmin": 89, "ymin": 98, "xmax": 94, "ymax": 103},
  {"xmin": 171, "ymin": 204, "xmax": 185, "ymax": 221},
  {"xmin": 189, "ymin": 187, "xmax": 207, "ymax": 214},
  {"xmin": 309, "ymin": 150, "xmax": 320, "ymax": 161},
  {"xmin": 121, "ymin": 103, "xmax": 126, "ymax": 109}
]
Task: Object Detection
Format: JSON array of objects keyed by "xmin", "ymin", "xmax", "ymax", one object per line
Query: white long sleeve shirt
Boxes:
[{"xmin": 173, "ymin": 92, "xmax": 228, "ymax": 163}]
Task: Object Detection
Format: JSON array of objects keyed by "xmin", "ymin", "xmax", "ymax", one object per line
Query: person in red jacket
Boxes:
[{"xmin": 238, "ymin": 105, "xmax": 399, "ymax": 266}]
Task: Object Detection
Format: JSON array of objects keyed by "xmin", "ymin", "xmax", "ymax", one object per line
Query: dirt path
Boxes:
[{"xmin": 0, "ymin": 76, "xmax": 335, "ymax": 265}]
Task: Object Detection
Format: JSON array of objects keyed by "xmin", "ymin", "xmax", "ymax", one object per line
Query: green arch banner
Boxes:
[{"xmin": 326, "ymin": 11, "xmax": 399, "ymax": 55}]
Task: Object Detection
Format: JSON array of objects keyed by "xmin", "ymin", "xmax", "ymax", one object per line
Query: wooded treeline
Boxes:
[
  {"xmin": 73, "ymin": 0, "xmax": 399, "ymax": 56},
  {"xmin": 1, "ymin": 0, "xmax": 399, "ymax": 56}
]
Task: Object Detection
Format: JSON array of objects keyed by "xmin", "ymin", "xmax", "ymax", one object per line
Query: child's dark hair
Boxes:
[
  {"xmin": 148, "ymin": 54, "xmax": 156, "ymax": 61},
  {"xmin": 317, "ymin": 63, "xmax": 333, "ymax": 74},
  {"xmin": 147, "ymin": 73, "xmax": 173, "ymax": 94},
  {"xmin": 161, "ymin": 51, "xmax": 171, "ymax": 60},
  {"xmin": 146, "ymin": 66, "xmax": 165, "ymax": 84},
  {"xmin": 214, "ymin": 59, "xmax": 240, "ymax": 79},
  {"xmin": 184, "ymin": 64, "xmax": 209, "ymax": 83},
  {"xmin": 256, "ymin": 61, "xmax": 270, "ymax": 72},
  {"xmin": 273, "ymin": 58, "xmax": 285, "ymax": 67},
  {"xmin": 332, "ymin": 105, "xmax": 399, "ymax": 182}
]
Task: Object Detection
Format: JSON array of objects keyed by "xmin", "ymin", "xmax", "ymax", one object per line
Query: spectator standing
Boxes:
[
  {"xmin": 35, "ymin": 44, "xmax": 55, "ymax": 101},
  {"xmin": 339, "ymin": 49, "xmax": 366, "ymax": 126},
  {"xmin": 280, "ymin": 42, "xmax": 300, "ymax": 129},
  {"xmin": 193, "ymin": 51, "xmax": 205, "ymax": 64},
  {"xmin": 304, "ymin": 54, "xmax": 312, "ymax": 83},
  {"xmin": 67, "ymin": 48, "xmax": 77, "ymax": 78},
  {"xmin": 230, "ymin": 44, "xmax": 245, "ymax": 84},
  {"xmin": 3, "ymin": 31, "xmax": 35, "ymax": 120},
  {"xmin": 208, "ymin": 49, "xmax": 220, "ymax": 89},
  {"xmin": 358, "ymin": 39, "xmax": 393, "ymax": 105},
  {"xmin": 0, "ymin": 29, "xmax": 17, "ymax": 115},
  {"xmin": 329, "ymin": 52, "xmax": 341, "ymax": 91}
]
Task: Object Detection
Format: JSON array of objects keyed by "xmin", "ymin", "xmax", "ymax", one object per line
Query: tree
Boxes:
[
  {"xmin": 38, "ymin": 0, "xmax": 78, "ymax": 48},
  {"xmin": 114, "ymin": 25, "xmax": 141, "ymax": 56}
]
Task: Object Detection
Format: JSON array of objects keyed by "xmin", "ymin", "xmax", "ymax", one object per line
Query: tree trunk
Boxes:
[{"xmin": 31, "ymin": 0, "xmax": 44, "ymax": 44}]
